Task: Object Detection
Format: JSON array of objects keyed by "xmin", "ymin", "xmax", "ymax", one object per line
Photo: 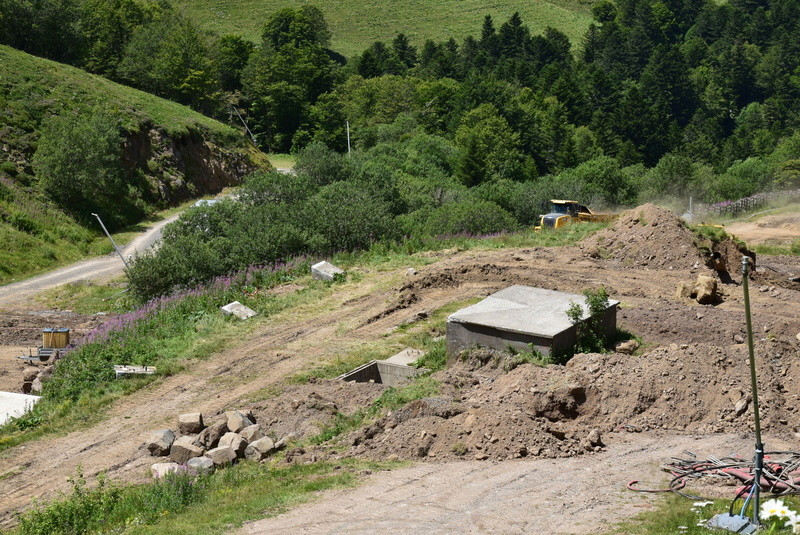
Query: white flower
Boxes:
[
  {"xmin": 785, "ymin": 513, "xmax": 800, "ymax": 534},
  {"xmin": 761, "ymin": 498, "xmax": 788, "ymax": 519}
]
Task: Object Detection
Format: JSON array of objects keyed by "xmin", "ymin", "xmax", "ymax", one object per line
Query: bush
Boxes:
[
  {"xmin": 565, "ymin": 287, "xmax": 610, "ymax": 359},
  {"xmin": 406, "ymin": 199, "xmax": 518, "ymax": 237}
]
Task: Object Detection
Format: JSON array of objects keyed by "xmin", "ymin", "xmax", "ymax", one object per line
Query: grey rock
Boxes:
[
  {"xmin": 178, "ymin": 412, "xmax": 204, "ymax": 435},
  {"xmin": 197, "ymin": 420, "xmax": 227, "ymax": 449},
  {"xmin": 219, "ymin": 432, "xmax": 248, "ymax": 457},
  {"xmin": 587, "ymin": 428, "xmax": 604, "ymax": 446},
  {"xmin": 220, "ymin": 301, "xmax": 257, "ymax": 320},
  {"xmin": 734, "ymin": 397, "xmax": 750, "ymax": 417},
  {"xmin": 147, "ymin": 429, "xmax": 176, "ymax": 456},
  {"xmin": 694, "ymin": 275, "xmax": 718, "ymax": 305},
  {"xmin": 151, "ymin": 462, "xmax": 182, "ymax": 479},
  {"xmin": 169, "ymin": 435, "xmax": 204, "ymax": 463},
  {"xmin": 244, "ymin": 437, "xmax": 275, "ymax": 461},
  {"xmin": 22, "ymin": 367, "xmax": 39, "ymax": 382},
  {"xmin": 226, "ymin": 410, "xmax": 254, "ymax": 433},
  {"xmin": 240, "ymin": 424, "xmax": 263, "ymax": 443},
  {"xmin": 615, "ymin": 340, "xmax": 639, "ymax": 355},
  {"xmin": 30, "ymin": 377, "xmax": 43, "ymax": 394},
  {"xmin": 207, "ymin": 446, "xmax": 237, "ymax": 466},
  {"xmin": 186, "ymin": 456, "xmax": 215, "ymax": 475}
]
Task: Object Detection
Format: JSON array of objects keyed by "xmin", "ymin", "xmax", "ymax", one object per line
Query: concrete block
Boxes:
[
  {"xmin": 311, "ymin": 261, "xmax": 344, "ymax": 281},
  {"xmin": 147, "ymin": 429, "xmax": 176, "ymax": 456},
  {"xmin": 0, "ymin": 391, "xmax": 41, "ymax": 426},
  {"xmin": 220, "ymin": 301, "xmax": 257, "ymax": 320},
  {"xmin": 240, "ymin": 424, "xmax": 263, "ymax": 443},
  {"xmin": 384, "ymin": 348, "xmax": 424, "ymax": 366},
  {"xmin": 178, "ymin": 412, "xmax": 204, "ymax": 434},
  {"xmin": 197, "ymin": 420, "xmax": 227, "ymax": 449}
]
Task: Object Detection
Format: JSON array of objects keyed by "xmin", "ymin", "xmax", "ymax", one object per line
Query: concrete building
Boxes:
[{"xmin": 446, "ymin": 285, "xmax": 619, "ymax": 357}]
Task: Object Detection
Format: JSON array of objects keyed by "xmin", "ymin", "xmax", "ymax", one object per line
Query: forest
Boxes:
[{"xmin": 3, "ymin": 0, "xmax": 800, "ymax": 298}]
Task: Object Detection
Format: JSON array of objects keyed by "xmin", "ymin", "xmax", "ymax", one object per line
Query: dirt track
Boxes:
[{"xmin": 0, "ymin": 204, "xmax": 798, "ymax": 531}]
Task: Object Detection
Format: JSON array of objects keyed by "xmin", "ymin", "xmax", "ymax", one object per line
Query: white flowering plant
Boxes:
[{"xmin": 760, "ymin": 498, "xmax": 800, "ymax": 534}]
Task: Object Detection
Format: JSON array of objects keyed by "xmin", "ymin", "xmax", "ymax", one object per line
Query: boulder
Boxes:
[
  {"xmin": 240, "ymin": 424, "xmax": 263, "ymax": 443},
  {"xmin": 30, "ymin": 377, "xmax": 43, "ymax": 394},
  {"xmin": 219, "ymin": 432, "xmax": 248, "ymax": 457},
  {"xmin": 186, "ymin": 456, "xmax": 215, "ymax": 475},
  {"xmin": 147, "ymin": 429, "xmax": 176, "ymax": 456},
  {"xmin": 675, "ymin": 281, "xmax": 692, "ymax": 299},
  {"xmin": 151, "ymin": 462, "xmax": 182, "ymax": 479},
  {"xmin": 178, "ymin": 412, "xmax": 204, "ymax": 435},
  {"xmin": 245, "ymin": 437, "xmax": 276, "ymax": 461},
  {"xmin": 197, "ymin": 420, "xmax": 227, "ymax": 449},
  {"xmin": 311, "ymin": 261, "xmax": 344, "ymax": 281},
  {"xmin": 22, "ymin": 367, "xmax": 39, "ymax": 382},
  {"xmin": 693, "ymin": 275, "xmax": 718, "ymax": 305},
  {"xmin": 220, "ymin": 301, "xmax": 257, "ymax": 320},
  {"xmin": 207, "ymin": 446, "xmax": 237, "ymax": 467},
  {"xmin": 615, "ymin": 339, "xmax": 640, "ymax": 355},
  {"xmin": 226, "ymin": 410, "xmax": 254, "ymax": 433},
  {"xmin": 169, "ymin": 435, "xmax": 204, "ymax": 463}
]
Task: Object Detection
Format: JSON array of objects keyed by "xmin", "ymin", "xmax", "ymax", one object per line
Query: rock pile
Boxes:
[{"xmin": 145, "ymin": 409, "xmax": 289, "ymax": 478}]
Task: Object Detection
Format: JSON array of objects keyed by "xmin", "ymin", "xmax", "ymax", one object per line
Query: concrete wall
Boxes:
[
  {"xmin": 338, "ymin": 360, "xmax": 427, "ymax": 387},
  {"xmin": 446, "ymin": 303, "xmax": 618, "ymax": 358}
]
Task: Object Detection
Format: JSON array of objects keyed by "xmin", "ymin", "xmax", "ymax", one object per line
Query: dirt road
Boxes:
[
  {"xmin": 0, "ymin": 214, "xmax": 179, "ymax": 309},
  {"xmin": 239, "ymin": 433, "xmax": 791, "ymax": 535}
]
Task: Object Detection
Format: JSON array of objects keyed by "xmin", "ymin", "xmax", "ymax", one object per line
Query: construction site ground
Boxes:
[{"xmin": 0, "ymin": 204, "xmax": 799, "ymax": 532}]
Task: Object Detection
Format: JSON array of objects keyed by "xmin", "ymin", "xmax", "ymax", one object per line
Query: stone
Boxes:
[
  {"xmin": 311, "ymin": 261, "xmax": 344, "ymax": 281},
  {"xmin": 151, "ymin": 462, "xmax": 182, "ymax": 479},
  {"xmin": 245, "ymin": 437, "xmax": 276, "ymax": 461},
  {"xmin": 240, "ymin": 424, "xmax": 263, "ymax": 443},
  {"xmin": 587, "ymin": 428, "xmax": 604, "ymax": 446},
  {"xmin": 219, "ymin": 432, "xmax": 248, "ymax": 457},
  {"xmin": 30, "ymin": 377, "xmax": 43, "ymax": 394},
  {"xmin": 22, "ymin": 367, "xmax": 39, "ymax": 382},
  {"xmin": 178, "ymin": 412, "xmax": 204, "ymax": 434},
  {"xmin": 226, "ymin": 410, "xmax": 254, "ymax": 433},
  {"xmin": 734, "ymin": 397, "xmax": 750, "ymax": 417},
  {"xmin": 694, "ymin": 275, "xmax": 718, "ymax": 305},
  {"xmin": 675, "ymin": 281, "xmax": 692, "ymax": 299},
  {"xmin": 615, "ymin": 339, "xmax": 640, "ymax": 355},
  {"xmin": 274, "ymin": 433, "xmax": 296, "ymax": 450},
  {"xmin": 796, "ymin": 333, "xmax": 800, "ymax": 342},
  {"xmin": 186, "ymin": 456, "xmax": 215, "ymax": 475},
  {"xmin": 734, "ymin": 334, "xmax": 745, "ymax": 344},
  {"xmin": 147, "ymin": 429, "xmax": 176, "ymax": 456},
  {"xmin": 169, "ymin": 435, "xmax": 204, "ymax": 463},
  {"xmin": 207, "ymin": 446, "xmax": 237, "ymax": 466},
  {"xmin": 406, "ymin": 268, "xmax": 417, "ymax": 276},
  {"xmin": 197, "ymin": 420, "xmax": 228, "ymax": 449},
  {"xmin": 220, "ymin": 301, "xmax": 257, "ymax": 320}
]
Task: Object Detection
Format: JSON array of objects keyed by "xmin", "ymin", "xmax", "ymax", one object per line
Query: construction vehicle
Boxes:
[{"xmin": 535, "ymin": 200, "xmax": 618, "ymax": 230}]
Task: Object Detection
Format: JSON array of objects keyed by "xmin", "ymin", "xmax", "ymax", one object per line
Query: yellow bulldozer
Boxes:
[{"xmin": 534, "ymin": 200, "xmax": 618, "ymax": 230}]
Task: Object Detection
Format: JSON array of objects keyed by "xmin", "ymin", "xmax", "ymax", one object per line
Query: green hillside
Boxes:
[
  {"xmin": 173, "ymin": 0, "xmax": 596, "ymax": 57},
  {"xmin": 0, "ymin": 45, "xmax": 262, "ymax": 285}
]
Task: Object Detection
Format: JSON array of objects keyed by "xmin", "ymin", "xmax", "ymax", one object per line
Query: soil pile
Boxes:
[{"xmin": 579, "ymin": 204, "xmax": 705, "ymax": 269}]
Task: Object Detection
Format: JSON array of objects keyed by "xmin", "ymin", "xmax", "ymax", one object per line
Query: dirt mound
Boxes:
[
  {"xmin": 579, "ymin": 204, "xmax": 703, "ymax": 269},
  {"xmin": 335, "ymin": 339, "xmax": 799, "ymax": 463}
]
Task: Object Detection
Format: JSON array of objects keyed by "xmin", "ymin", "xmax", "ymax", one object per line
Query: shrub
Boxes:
[
  {"xmin": 409, "ymin": 199, "xmax": 517, "ymax": 237},
  {"xmin": 566, "ymin": 287, "xmax": 610, "ymax": 358}
]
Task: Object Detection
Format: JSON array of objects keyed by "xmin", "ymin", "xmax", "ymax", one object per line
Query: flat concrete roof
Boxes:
[
  {"xmin": 448, "ymin": 285, "xmax": 619, "ymax": 339},
  {"xmin": 0, "ymin": 392, "xmax": 41, "ymax": 426}
]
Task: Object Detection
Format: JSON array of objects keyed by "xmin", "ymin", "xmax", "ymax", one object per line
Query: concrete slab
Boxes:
[
  {"xmin": 0, "ymin": 391, "xmax": 40, "ymax": 425},
  {"xmin": 311, "ymin": 261, "xmax": 344, "ymax": 281},
  {"xmin": 448, "ymin": 285, "xmax": 618, "ymax": 338},
  {"xmin": 384, "ymin": 348, "xmax": 424, "ymax": 366},
  {"xmin": 221, "ymin": 301, "xmax": 257, "ymax": 320}
]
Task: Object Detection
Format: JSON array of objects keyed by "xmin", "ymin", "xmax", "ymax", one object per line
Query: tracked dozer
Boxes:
[{"xmin": 535, "ymin": 200, "xmax": 618, "ymax": 230}]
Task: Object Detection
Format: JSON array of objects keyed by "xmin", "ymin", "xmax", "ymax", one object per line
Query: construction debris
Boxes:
[
  {"xmin": 220, "ymin": 301, "xmax": 257, "ymax": 320},
  {"xmin": 311, "ymin": 261, "xmax": 344, "ymax": 281},
  {"xmin": 114, "ymin": 365, "xmax": 156, "ymax": 378}
]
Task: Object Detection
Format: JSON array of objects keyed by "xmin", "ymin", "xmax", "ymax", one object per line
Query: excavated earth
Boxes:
[{"xmin": 0, "ymin": 204, "xmax": 799, "ymax": 532}]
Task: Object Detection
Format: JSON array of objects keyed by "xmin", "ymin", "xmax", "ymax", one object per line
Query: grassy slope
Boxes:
[
  {"xmin": 173, "ymin": 0, "xmax": 596, "ymax": 57},
  {"xmin": 0, "ymin": 46, "xmax": 246, "ymax": 285}
]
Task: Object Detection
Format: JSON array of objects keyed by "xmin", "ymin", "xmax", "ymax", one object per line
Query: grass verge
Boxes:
[{"xmin": 14, "ymin": 459, "xmax": 397, "ymax": 535}]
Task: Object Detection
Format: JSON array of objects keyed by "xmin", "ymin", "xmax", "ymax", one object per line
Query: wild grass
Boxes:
[
  {"xmin": 752, "ymin": 239, "xmax": 800, "ymax": 256},
  {"xmin": 172, "ymin": 0, "xmax": 595, "ymax": 57},
  {"xmin": 14, "ymin": 460, "xmax": 393, "ymax": 535}
]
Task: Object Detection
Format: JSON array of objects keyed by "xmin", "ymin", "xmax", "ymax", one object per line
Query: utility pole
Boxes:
[
  {"xmin": 91, "ymin": 213, "xmax": 129, "ymax": 269},
  {"xmin": 346, "ymin": 120, "xmax": 351, "ymax": 156}
]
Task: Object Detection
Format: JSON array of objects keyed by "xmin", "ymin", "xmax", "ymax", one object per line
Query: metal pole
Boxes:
[
  {"xmin": 741, "ymin": 255, "xmax": 763, "ymax": 525},
  {"xmin": 91, "ymin": 213, "xmax": 129, "ymax": 269},
  {"xmin": 346, "ymin": 121, "xmax": 351, "ymax": 155}
]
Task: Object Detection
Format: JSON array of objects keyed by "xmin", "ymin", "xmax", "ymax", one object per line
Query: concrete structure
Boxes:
[
  {"xmin": 339, "ymin": 358, "xmax": 428, "ymax": 387},
  {"xmin": 221, "ymin": 301, "xmax": 257, "ymax": 320},
  {"xmin": 311, "ymin": 261, "xmax": 344, "ymax": 281},
  {"xmin": 0, "ymin": 392, "xmax": 41, "ymax": 425},
  {"xmin": 383, "ymin": 348, "xmax": 425, "ymax": 366},
  {"xmin": 114, "ymin": 365, "xmax": 157, "ymax": 378},
  {"xmin": 446, "ymin": 285, "xmax": 619, "ymax": 357}
]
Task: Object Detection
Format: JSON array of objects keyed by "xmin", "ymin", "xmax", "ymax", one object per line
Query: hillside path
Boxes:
[{"xmin": 0, "ymin": 214, "xmax": 179, "ymax": 309}]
